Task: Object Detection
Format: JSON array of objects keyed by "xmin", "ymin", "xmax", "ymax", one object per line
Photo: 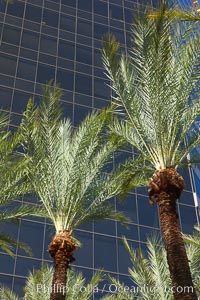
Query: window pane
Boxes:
[
  {"xmin": 61, "ymin": 101, "xmax": 73, "ymax": 119},
  {"xmin": 94, "ymin": 235, "xmax": 117, "ymax": 271},
  {"xmin": 77, "ymin": 19, "xmax": 92, "ymax": 37},
  {"xmin": 58, "ymin": 40, "xmax": 75, "ymax": 60},
  {"xmin": 74, "ymin": 231, "xmax": 93, "ymax": 267},
  {"xmin": 94, "ymin": 78, "xmax": 110, "ymax": 98},
  {"xmin": 0, "ymin": 1, "xmax": 6, "ymax": 13},
  {"xmin": 0, "ymin": 54, "xmax": 17, "ymax": 76},
  {"xmin": 78, "ymin": 0, "xmax": 92, "ymax": 12},
  {"xmin": 110, "ymin": 4, "xmax": 123, "ymax": 20},
  {"xmin": 110, "ymin": 0, "xmax": 122, "ymax": 5},
  {"xmin": 178, "ymin": 167, "xmax": 192, "ymax": 191},
  {"xmin": 94, "ymin": 0, "xmax": 108, "ymax": 16},
  {"xmin": 0, "ymin": 74, "xmax": 14, "ymax": 88},
  {"xmin": 74, "ymin": 104, "xmax": 91, "ymax": 126},
  {"xmin": 12, "ymin": 91, "xmax": 31, "ymax": 113},
  {"xmin": 15, "ymin": 257, "xmax": 41, "ymax": 276},
  {"xmin": 125, "ymin": 8, "xmax": 133, "ymax": 23},
  {"xmin": 179, "ymin": 205, "xmax": 197, "ymax": 234},
  {"xmin": 13, "ymin": 277, "xmax": 26, "ymax": 297},
  {"xmin": 76, "ymin": 63, "xmax": 92, "ymax": 75},
  {"xmin": 94, "ymin": 49, "xmax": 103, "ymax": 68},
  {"xmin": 37, "ymin": 63, "xmax": 55, "ymax": 83},
  {"xmin": 7, "ymin": 1, "xmax": 25, "ymax": 18},
  {"xmin": 2, "ymin": 25, "xmax": 21, "ymax": 46},
  {"xmin": 137, "ymin": 195, "xmax": 159, "ymax": 228},
  {"xmin": 25, "ymin": 4, "xmax": 42, "ymax": 23},
  {"xmin": 18, "ymin": 220, "xmax": 44, "ymax": 258},
  {"xmin": 17, "ymin": 58, "xmax": 36, "ymax": 81},
  {"xmin": 15, "ymin": 78, "xmax": 34, "ymax": 93},
  {"xmin": 181, "ymin": 191, "xmax": 194, "ymax": 205},
  {"xmin": 57, "ymin": 57, "xmax": 74, "ymax": 70},
  {"xmin": 21, "ymin": 30, "xmax": 39, "ymax": 51},
  {"xmin": 74, "ymin": 93, "xmax": 92, "ymax": 106},
  {"xmin": 20, "ymin": 48, "xmax": 38, "ymax": 61},
  {"xmin": 94, "ymin": 219, "xmax": 116, "ymax": 236},
  {"xmin": 75, "ymin": 73, "xmax": 92, "ymax": 95},
  {"xmin": 76, "ymin": 45, "xmax": 92, "ymax": 65},
  {"xmin": 27, "ymin": 0, "xmax": 43, "ymax": 6},
  {"xmin": 1, "ymin": 43, "xmax": 18, "ymax": 56},
  {"xmin": 60, "ymin": 14, "xmax": 75, "ymax": 32},
  {"xmin": 39, "ymin": 53, "xmax": 56, "ymax": 65},
  {"xmin": 0, "ymin": 87, "xmax": 12, "ymax": 110},
  {"xmin": 43, "ymin": 9, "xmax": 59, "ymax": 28},
  {"xmin": 0, "ymin": 254, "xmax": 14, "ymax": 273},
  {"xmin": 94, "ymin": 98, "xmax": 110, "ymax": 109},
  {"xmin": 57, "ymin": 68, "xmax": 74, "ymax": 91},
  {"xmin": 94, "ymin": 23, "xmax": 108, "ymax": 40},
  {"xmin": 40, "ymin": 35, "xmax": 57, "ymax": 56},
  {"xmin": 61, "ymin": 0, "xmax": 77, "ymax": 7}
]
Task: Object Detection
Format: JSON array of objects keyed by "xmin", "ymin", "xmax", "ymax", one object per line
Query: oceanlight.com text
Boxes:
[{"xmin": 34, "ymin": 283, "xmax": 195, "ymax": 295}]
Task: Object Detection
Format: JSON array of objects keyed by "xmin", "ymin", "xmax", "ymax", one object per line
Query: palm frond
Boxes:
[
  {"xmin": 24, "ymin": 265, "xmax": 53, "ymax": 300},
  {"xmin": 0, "ymin": 204, "xmax": 48, "ymax": 222},
  {"xmin": 0, "ymin": 232, "xmax": 32, "ymax": 257},
  {"xmin": 0, "ymin": 287, "xmax": 20, "ymax": 300},
  {"xmin": 22, "ymin": 84, "xmax": 146, "ymax": 235},
  {"xmin": 102, "ymin": 3, "xmax": 200, "ymax": 170}
]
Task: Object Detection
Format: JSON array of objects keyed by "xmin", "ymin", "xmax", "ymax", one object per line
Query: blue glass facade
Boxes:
[{"xmin": 0, "ymin": 0, "xmax": 199, "ymax": 298}]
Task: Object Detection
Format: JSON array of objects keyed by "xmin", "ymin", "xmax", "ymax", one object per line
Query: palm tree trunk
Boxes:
[
  {"xmin": 149, "ymin": 168, "xmax": 197, "ymax": 300},
  {"xmin": 48, "ymin": 230, "xmax": 76, "ymax": 300}
]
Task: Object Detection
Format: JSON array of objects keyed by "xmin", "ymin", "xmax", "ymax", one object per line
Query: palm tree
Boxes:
[
  {"xmin": 0, "ymin": 113, "xmax": 44, "ymax": 256},
  {"xmin": 21, "ymin": 83, "xmax": 146, "ymax": 300},
  {"xmin": 102, "ymin": 233, "xmax": 200, "ymax": 300},
  {"xmin": 102, "ymin": 2, "xmax": 200, "ymax": 299},
  {"xmin": 0, "ymin": 265, "xmax": 104, "ymax": 300}
]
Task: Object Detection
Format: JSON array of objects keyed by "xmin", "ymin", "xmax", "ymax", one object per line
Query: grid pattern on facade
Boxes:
[{"xmin": 0, "ymin": 0, "xmax": 199, "ymax": 298}]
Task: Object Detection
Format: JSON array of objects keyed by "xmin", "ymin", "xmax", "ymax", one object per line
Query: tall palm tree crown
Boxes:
[
  {"xmin": 102, "ymin": 2, "xmax": 200, "ymax": 299},
  {"xmin": 21, "ymin": 83, "xmax": 145, "ymax": 300}
]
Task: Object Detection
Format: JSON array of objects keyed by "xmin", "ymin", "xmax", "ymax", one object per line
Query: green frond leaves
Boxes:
[
  {"xmin": 102, "ymin": 3, "xmax": 200, "ymax": 170},
  {"xmin": 102, "ymin": 33, "xmax": 120, "ymax": 77},
  {"xmin": 0, "ymin": 204, "xmax": 47, "ymax": 221},
  {"xmin": 22, "ymin": 83, "xmax": 146, "ymax": 234},
  {"xmin": 24, "ymin": 265, "xmax": 53, "ymax": 300},
  {"xmin": 0, "ymin": 287, "xmax": 20, "ymax": 300},
  {"xmin": 0, "ymin": 232, "xmax": 32, "ymax": 257}
]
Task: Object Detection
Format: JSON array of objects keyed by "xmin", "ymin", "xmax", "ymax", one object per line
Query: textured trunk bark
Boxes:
[
  {"xmin": 48, "ymin": 230, "xmax": 76, "ymax": 300},
  {"xmin": 50, "ymin": 249, "xmax": 69, "ymax": 300},
  {"xmin": 157, "ymin": 192, "xmax": 197, "ymax": 300},
  {"xmin": 149, "ymin": 168, "xmax": 197, "ymax": 300}
]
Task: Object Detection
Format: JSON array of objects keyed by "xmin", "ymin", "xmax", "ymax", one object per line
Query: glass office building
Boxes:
[{"xmin": 0, "ymin": 0, "xmax": 199, "ymax": 298}]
